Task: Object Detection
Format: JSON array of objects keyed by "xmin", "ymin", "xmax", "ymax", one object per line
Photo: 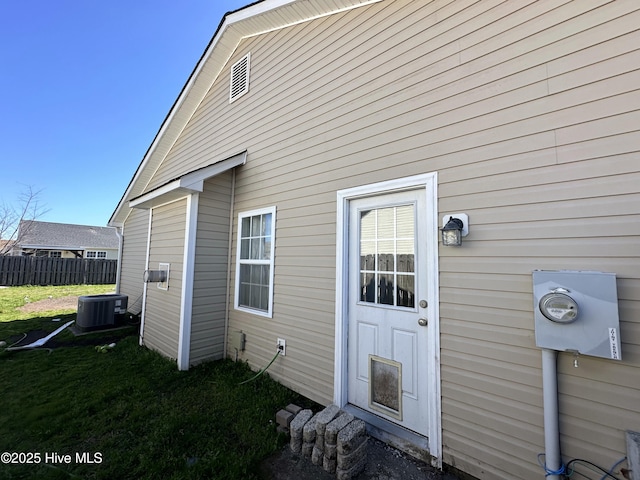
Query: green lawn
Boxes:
[
  {"xmin": 0, "ymin": 284, "xmax": 116, "ymax": 323},
  {"xmin": 0, "ymin": 286, "xmax": 307, "ymax": 480}
]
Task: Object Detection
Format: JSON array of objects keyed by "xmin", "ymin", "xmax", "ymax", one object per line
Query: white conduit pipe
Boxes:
[
  {"xmin": 541, "ymin": 348, "xmax": 563, "ymax": 479},
  {"xmin": 6, "ymin": 320, "xmax": 74, "ymax": 351}
]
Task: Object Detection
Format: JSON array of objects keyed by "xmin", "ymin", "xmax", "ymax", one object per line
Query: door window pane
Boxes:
[
  {"xmin": 377, "ymin": 208, "xmax": 394, "ymax": 238},
  {"xmin": 361, "ymin": 272, "xmax": 375, "ymax": 302},
  {"xmin": 359, "ymin": 204, "xmax": 415, "ymax": 308},
  {"xmin": 397, "ymin": 275, "xmax": 415, "ymax": 307},
  {"xmin": 378, "ymin": 274, "xmax": 395, "ymax": 305}
]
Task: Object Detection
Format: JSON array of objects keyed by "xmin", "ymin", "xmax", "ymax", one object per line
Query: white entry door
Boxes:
[{"xmin": 347, "ymin": 188, "xmax": 431, "ymax": 437}]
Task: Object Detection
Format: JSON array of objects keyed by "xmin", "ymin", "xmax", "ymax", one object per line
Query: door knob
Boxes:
[{"xmin": 418, "ymin": 318, "xmax": 428, "ymax": 327}]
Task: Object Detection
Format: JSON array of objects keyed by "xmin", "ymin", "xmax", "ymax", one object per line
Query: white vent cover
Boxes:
[{"xmin": 230, "ymin": 53, "xmax": 250, "ymax": 103}]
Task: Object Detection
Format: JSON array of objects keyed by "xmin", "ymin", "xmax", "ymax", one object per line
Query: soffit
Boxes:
[{"xmin": 109, "ymin": 0, "xmax": 384, "ymax": 227}]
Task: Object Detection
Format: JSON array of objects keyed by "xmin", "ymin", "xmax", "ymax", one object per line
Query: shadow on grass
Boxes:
[
  {"xmin": 2, "ymin": 314, "xmax": 139, "ymax": 351},
  {"xmin": 0, "ymin": 315, "xmax": 313, "ymax": 480}
]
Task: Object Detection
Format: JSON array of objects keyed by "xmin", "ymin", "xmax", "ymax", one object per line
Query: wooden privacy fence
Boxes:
[{"xmin": 0, "ymin": 256, "xmax": 117, "ymax": 286}]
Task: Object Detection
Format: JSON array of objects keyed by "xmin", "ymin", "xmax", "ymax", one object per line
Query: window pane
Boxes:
[
  {"xmin": 360, "ymin": 241, "xmax": 375, "ymax": 270},
  {"xmin": 242, "ymin": 217, "xmax": 251, "ymax": 238},
  {"xmin": 397, "ymin": 253, "xmax": 415, "ymax": 273},
  {"xmin": 377, "ymin": 208, "xmax": 394, "ymax": 239},
  {"xmin": 241, "ymin": 239, "xmax": 250, "ymax": 259},
  {"xmin": 239, "ymin": 283, "xmax": 250, "ymax": 307},
  {"xmin": 260, "ymin": 286, "xmax": 269, "ymax": 311},
  {"xmin": 397, "ymin": 239, "xmax": 414, "ymax": 272},
  {"xmin": 250, "ymin": 283, "xmax": 261, "ymax": 309},
  {"xmin": 264, "ymin": 236, "xmax": 272, "ymax": 260},
  {"xmin": 239, "ymin": 265, "xmax": 251, "ymax": 307},
  {"xmin": 240, "ymin": 264, "xmax": 250, "ymax": 280},
  {"xmin": 378, "ymin": 274, "xmax": 394, "ymax": 305},
  {"xmin": 250, "ymin": 238, "xmax": 260, "ymax": 259},
  {"xmin": 360, "ymin": 210, "xmax": 375, "ymax": 241},
  {"xmin": 377, "ymin": 240, "xmax": 394, "ymax": 272},
  {"xmin": 248, "ymin": 264, "xmax": 258, "ymax": 283},
  {"xmin": 396, "ymin": 205, "xmax": 414, "ymax": 238},
  {"xmin": 263, "ymin": 214, "xmax": 271, "ymax": 236},
  {"xmin": 251, "ymin": 215, "xmax": 261, "ymax": 236},
  {"xmin": 361, "ymin": 272, "xmax": 375, "ymax": 303},
  {"xmin": 397, "ymin": 275, "xmax": 415, "ymax": 308}
]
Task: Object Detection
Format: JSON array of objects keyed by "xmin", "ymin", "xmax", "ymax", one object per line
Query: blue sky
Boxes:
[{"xmin": 0, "ymin": 0, "xmax": 251, "ymax": 229}]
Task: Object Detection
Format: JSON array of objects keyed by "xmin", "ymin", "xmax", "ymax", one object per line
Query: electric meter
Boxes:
[
  {"xmin": 539, "ymin": 290, "xmax": 578, "ymax": 324},
  {"xmin": 532, "ymin": 270, "xmax": 621, "ymax": 360}
]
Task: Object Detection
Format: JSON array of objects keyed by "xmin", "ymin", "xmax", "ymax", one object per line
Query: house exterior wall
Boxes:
[
  {"xmin": 120, "ymin": 208, "xmax": 149, "ymax": 314},
  {"xmin": 122, "ymin": 1, "xmax": 639, "ymax": 479},
  {"xmin": 190, "ymin": 173, "xmax": 233, "ymax": 364},
  {"xmin": 142, "ymin": 199, "xmax": 187, "ymax": 360}
]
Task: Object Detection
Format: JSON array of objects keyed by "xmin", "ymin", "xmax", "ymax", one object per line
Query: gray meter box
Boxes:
[{"xmin": 533, "ymin": 270, "xmax": 621, "ymax": 360}]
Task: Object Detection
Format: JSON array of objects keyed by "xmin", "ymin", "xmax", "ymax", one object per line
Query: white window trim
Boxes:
[{"xmin": 234, "ymin": 206, "xmax": 276, "ymax": 318}]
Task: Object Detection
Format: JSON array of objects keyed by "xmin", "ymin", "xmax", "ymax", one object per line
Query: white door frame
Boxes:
[{"xmin": 334, "ymin": 172, "xmax": 441, "ymax": 466}]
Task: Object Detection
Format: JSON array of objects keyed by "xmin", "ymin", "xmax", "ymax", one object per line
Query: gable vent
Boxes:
[{"xmin": 230, "ymin": 53, "xmax": 250, "ymax": 103}]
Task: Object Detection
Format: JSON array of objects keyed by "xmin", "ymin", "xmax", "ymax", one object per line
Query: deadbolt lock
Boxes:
[{"xmin": 419, "ymin": 300, "xmax": 428, "ymax": 308}]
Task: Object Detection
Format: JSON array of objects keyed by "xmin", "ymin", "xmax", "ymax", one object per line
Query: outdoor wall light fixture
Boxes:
[{"xmin": 440, "ymin": 213, "xmax": 469, "ymax": 246}]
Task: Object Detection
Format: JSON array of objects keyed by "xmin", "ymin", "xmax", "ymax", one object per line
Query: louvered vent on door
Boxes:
[{"xmin": 230, "ymin": 53, "xmax": 250, "ymax": 103}]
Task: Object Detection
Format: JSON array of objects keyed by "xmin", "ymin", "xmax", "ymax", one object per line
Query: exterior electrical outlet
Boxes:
[
  {"xmin": 277, "ymin": 338, "xmax": 286, "ymax": 356},
  {"xmin": 533, "ymin": 270, "xmax": 621, "ymax": 360}
]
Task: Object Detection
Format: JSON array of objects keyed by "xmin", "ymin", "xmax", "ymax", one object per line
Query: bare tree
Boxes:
[{"xmin": 0, "ymin": 186, "xmax": 49, "ymax": 255}]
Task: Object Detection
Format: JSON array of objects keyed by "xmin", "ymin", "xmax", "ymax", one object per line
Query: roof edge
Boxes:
[{"xmin": 109, "ymin": 0, "xmax": 384, "ymax": 227}]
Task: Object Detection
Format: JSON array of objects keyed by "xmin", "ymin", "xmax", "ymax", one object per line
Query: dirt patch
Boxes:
[
  {"xmin": 260, "ymin": 437, "xmax": 461, "ymax": 480},
  {"xmin": 18, "ymin": 296, "xmax": 79, "ymax": 313}
]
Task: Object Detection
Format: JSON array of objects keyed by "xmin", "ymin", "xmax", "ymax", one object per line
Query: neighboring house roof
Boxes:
[
  {"xmin": 17, "ymin": 221, "xmax": 119, "ymax": 251},
  {"xmin": 109, "ymin": 0, "xmax": 382, "ymax": 227}
]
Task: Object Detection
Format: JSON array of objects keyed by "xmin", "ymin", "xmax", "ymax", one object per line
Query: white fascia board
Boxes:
[
  {"xmin": 179, "ymin": 151, "xmax": 246, "ymax": 189},
  {"xmin": 226, "ymin": 0, "xmax": 298, "ymax": 22},
  {"xmin": 20, "ymin": 245, "xmax": 85, "ymax": 250},
  {"xmin": 227, "ymin": 0, "xmax": 383, "ymax": 25},
  {"xmin": 129, "ymin": 180, "xmax": 195, "ymax": 210},
  {"xmin": 129, "ymin": 151, "xmax": 247, "ymax": 210},
  {"xmin": 228, "ymin": 0, "xmax": 384, "ymax": 38}
]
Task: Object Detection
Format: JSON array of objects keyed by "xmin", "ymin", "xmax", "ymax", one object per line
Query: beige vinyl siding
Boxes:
[
  {"xmin": 136, "ymin": 1, "xmax": 639, "ymax": 479},
  {"xmin": 119, "ymin": 208, "xmax": 148, "ymax": 313},
  {"xmin": 190, "ymin": 174, "xmax": 233, "ymax": 364},
  {"xmin": 143, "ymin": 199, "xmax": 186, "ymax": 361}
]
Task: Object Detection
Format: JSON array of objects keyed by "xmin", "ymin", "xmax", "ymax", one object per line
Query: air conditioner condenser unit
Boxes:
[{"xmin": 76, "ymin": 294, "xmax": 128, "ymax": 333}]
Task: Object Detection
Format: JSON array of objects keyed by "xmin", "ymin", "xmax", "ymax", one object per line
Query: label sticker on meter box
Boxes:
[{"xmin": 609, "ymin": 328, "xmax": 620, "ymax": 360}]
